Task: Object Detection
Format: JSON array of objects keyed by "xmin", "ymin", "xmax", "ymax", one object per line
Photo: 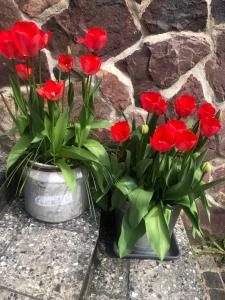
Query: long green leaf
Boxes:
[
  {"xmin": 83, "ymin": 139, "xmax": 110, "ymax": 168},
  {"xmin": 118, "ymin": 213, "xmax": 145, "ymax": 258},
  {"xmin": 89, "ymin": 120, "xmax": 112, "ymax": 129},
  {"xmin": 60, "ymin": 146, "xmax": 101, "ymax": 164},
  {"xmin": 128, "ymin": 188, "xmax": 153, "ymax": 228},
  {"xmin": 53, "ymin": 112, "xmax": 68, "ymax": 152},
  {"xmin": 7, "ymin": 134, "xmax": 32, "ymax": 169},
  {"xmin": 116, "ymin": 176, "xmax": 137, "ymax": 196},
  {"xmin": 145, "ymin": 203, "xmax": 170, "ymax": 260},
  {"xmin": 56, "ymin": 159, "xmax": 76, "ymax": 191}
]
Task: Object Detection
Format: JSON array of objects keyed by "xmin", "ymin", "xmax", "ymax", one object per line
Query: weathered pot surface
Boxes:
[{"xmin": 23, "ymin": 162, "xmax": 88, "ymax": 223}]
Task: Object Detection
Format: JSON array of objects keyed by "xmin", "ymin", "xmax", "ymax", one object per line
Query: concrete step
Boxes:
[
  {"xmin": 85, "ymin": 212, "xmax": 209, "ymax": 300},
  {"xmin": 0, "ymin": 198, "xmax": 100, "ymax": 300}
]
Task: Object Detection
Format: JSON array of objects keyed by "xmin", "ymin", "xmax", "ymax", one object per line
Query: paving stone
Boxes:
[
  {"xmin": 197, "ymin": 255, "xmax": 218, "ymax": 272},
  {"xmin": 0, "ymin": 199, "xmax": 100, "ymax": 299},
  {"xmin": 221, "ymin": 271, "xmax": 225, "ymax": 283},
  {"xmin": 0, "ymin": 287, "xmax": 34, "ymax": 300},
  {"xmin": 203, "ymin": 272, "xmax": 224, "ymax": 289},
  {"xmin": 209, "ymin": 289, "xmax": 225, "ymax": 300},
  {"xmin": 128, "ymin": 220, "xmax": 207, "ymax": 300},
  {"xmin": 15, "ymin": 0, "xmax": 61, "ymax": 18}
]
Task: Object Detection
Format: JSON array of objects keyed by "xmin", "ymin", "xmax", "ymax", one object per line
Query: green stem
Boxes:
[{"xmin": 38, "ymin": 52, "xmax": 42, "ymax": 87}]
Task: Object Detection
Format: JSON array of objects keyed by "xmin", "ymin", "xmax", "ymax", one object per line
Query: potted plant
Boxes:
[
  {"xmin": 96, "ymin": 92, "xmax": 225, "ymax": 260},
  {"xmin": 0, "ymin": 22, "xmax": 111, "ymax": 223}
]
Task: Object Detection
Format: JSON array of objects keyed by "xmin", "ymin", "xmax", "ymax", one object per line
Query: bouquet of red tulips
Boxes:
[
  {"xmin": 0, "ymin": 21, "xmax": 110, "ymax": 192},
  {"xmin": 97, "ymin": 92, "xmax": 225, "ymax": 260}
]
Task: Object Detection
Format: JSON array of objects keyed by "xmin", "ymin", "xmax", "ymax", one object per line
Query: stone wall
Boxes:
[{"xmin": 0, "ymin": 0, "xmax": 225, "ymax": 202}]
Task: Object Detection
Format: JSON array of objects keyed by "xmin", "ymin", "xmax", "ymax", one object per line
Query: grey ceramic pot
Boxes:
[
  {"xmin": 23, "ymin": 162, "xmax": 88, "ymax": 223},
  {"xmin": 114, "ymin": 204, "xmax": 181, "ymax": 258}
]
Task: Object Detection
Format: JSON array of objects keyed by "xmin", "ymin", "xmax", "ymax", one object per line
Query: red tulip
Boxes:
[
  {"xmin": 11, "ymin": 21, "xmax": 51, "ymax": 57},
  {"xmin": 77, "ymin": 28, "xmax": 108, "ymax": 52},
  {"xmin": 167, "ymin": 119, "xmax": 188, "ymax": 133},
  {"xmin": 197, "ymin": 103, "xmax": 216, "ymax": 120},
  {"xmin": 140, "ymin": 92, "xmax": 167, "ymax": 116},
  {"xmin": 150, "ymin": 124, "xmax": 175, "ymax": 152},
  {"xmin": 111, "ymin": 121, "xmax": 130, "ymax": 143},
  {"xmin": 0, "ymin": 30, "xmax": 19, "ymax": 59},
  {"xmin": 175, "ymin": 130, "xmax": 199, "ymax": 152},
  {"xmin": 16, "ymin": 64, "xmax": 32, "ymax": 80},
  {"xmin": 58, "ymin": 54, "xmax": 74, "ymax": 73},
  {"xmin": 36, "ymin": 80, "xmax": 64, "ymax": 101},
  {"xmin": 200, "ymin": 117, "xmax": 221, "ymax": 137},
  {"xmin": 79, "ymin": 54, "xmax": 101, "ymax": 75},
  {"xmin": 175, "ymin": 95, "xmax": 196, "ymax": 117}
]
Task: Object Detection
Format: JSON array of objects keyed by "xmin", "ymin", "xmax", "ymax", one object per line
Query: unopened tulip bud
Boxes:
[
  {"xmin": 201, "ymin": 162, "xmax": 212, "ymax": 173},
  {"xmin": 192, "ymin": 152, "xmax": 201, "ymax": 159},
  {"xmin": 141, "ymin": 124, "xmax": 149, "ymax": 134},
  {"xmin": 67, "ymin": 46, "xmax": 72, "ymax": 55}
]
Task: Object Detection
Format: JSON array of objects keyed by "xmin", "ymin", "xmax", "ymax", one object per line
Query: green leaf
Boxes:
[
  {"xmin": 118, "ymin": 213, "xmax": 145, "ymax": 258},
  {"xmin": 134, "ymin": 159, "xmax": 152, "ymax": 179},
  {"xmin": 128, "ymin": 188, "xmax": 154, "ymax": 228},
  {"xmin": 145, "ymin": 203, "xmax": 170, "ymax": 260},
  {"xmin": 56, "ymin": 159, "xmax": 76, "ymax": 191},
  {"xmin": 16, "ymin": 116, "xmax": 29, "ymax": 134},
  {"xmin": 68, "ymin": 82, "xmax": 74, "ymax": 109},
  {"xmin": 199, "ymin": 192, "xmax": 211, "ymax": 222},
  {"xmin": 90, "ymin": 120, "xmax": 112, "ymax": 129},
  {"xmin": 116, "ymin": 176, "xmax": 137, "ymax": 196},
  {"xmin": 83, "ymin": 139, "xmax": 110, "ymax": 168},
  {"xmin": 194, "ymin": 177, "xmax": 225, "ymax": 195},
  {"xmin": 164, "ymin": 158, "xmax": 195, "ymax": 200},
  {"xmin": 111, "ymin": 188, "xmax": 126, "ymax": 209},
  {"xmin": 53, "ymin": 112, "xmax": 68, "ymax": 152},
  {"xmin": 7, "ymin": 134, "xmax": 32, "ymax": 169},
  {"xmin": 42, "ymin": 115, "xmax": 52, "ymax": 141},
  {"xmin": 60, "ymin": 146, "xmax": 101, "ymax": 164}
]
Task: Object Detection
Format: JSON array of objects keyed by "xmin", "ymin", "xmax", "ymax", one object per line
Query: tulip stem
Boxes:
[{"xmin": 38, "ymin": 52, "xmax": 42, "ymax": 87}]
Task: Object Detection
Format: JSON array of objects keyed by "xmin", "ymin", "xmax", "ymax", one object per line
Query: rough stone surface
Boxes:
[
  {"xmin": 116, "ymin": 44, "xmax": 155, "ymax": 104},
  {"xmin": 97, "ymin": 71, "xmax": 131, "ymax": 111},
  {"xmin": 0, "ymin": 0, "xmax": 22, "ymax": 31},
  {"xmin": 15, "ymin": 0, "xmax": 61, "ymax": 18},
  {"xmin": 0, "ymin": 288, "xmax": 33, "ymax": 300},
  {"xmin": 0, "ymin": 199, "xmax": 100, "ymax": 299},
  {"xmin": 212, "ymin": 0, "xmax": 225, "ymax": 24},
  {"xmin": 43, "ymin": 0, "xmax": 141, "ymax": 59},
  {"xmin": 86, "ymin": 214, "xmax": 207, "ymax": 300},
  {"xmin": 141, "ymin": 0, "xmax": 208, "ymax": 34},
  {"xmin": 117, "ymin": 37, "xmax": 210, "ymax": 105},
  {"xmin": 203, "ymin": 272, "xmax": 224, "ymax": 289},
  {"xmin": 148, "ymin": 36, "xmax": 210, "ymax": 89},
  {"xmin": 205, "ymin": 30, "xmax": 225, "ymax": 103},
  {"xmin": 209, "ymin": 289, "xmax": 225, "ymax": 300}
]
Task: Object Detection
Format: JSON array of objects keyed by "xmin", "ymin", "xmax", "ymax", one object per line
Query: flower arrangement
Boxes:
[
  {"xmin": 98, "ymin": 92, "xmax": 224, "ymax": 260},
  {"xmin": 0, "ymin": 21, "xmax": 110, "ymax": 193}
]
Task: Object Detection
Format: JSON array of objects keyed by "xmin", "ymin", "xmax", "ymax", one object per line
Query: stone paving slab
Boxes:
[
  {"xmin": 87, "ymin": 218, "xmax": 208, "ymax": 300},
  {"xmin": 0, "ymin": 199, "xmax": 100, "ymax": 300}
]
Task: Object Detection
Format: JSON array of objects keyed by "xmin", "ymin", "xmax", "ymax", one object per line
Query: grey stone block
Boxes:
[
  {"xmin": 209, "ymin": 289, "xmax": 225, "ymax": 300},
  {"xmin": 203, "ymin": 272, "xmax": 224, "ymax": 289}
]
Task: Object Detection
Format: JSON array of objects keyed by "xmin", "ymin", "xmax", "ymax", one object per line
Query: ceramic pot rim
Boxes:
[{"xmin": 28, "ymin": 160, "xmax": 80, "ymax": 173}]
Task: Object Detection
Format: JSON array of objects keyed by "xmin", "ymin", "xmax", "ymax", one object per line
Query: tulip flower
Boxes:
[
  {"xmin": 11, "ymin": 21, "xmax": 51, "ymax": 57},
  {"xmin": 111, "ymin": 121, "xmax": 130, "ymax": 143},
  {"xmin": 175, "ymin": 130, "xmax": 199, "ymax": 152},
  {"xmin": 197, "ymin": 103, "xmax": 216, "ymax": 120},
  {"xmin": 150, "ymin": 124, "xmax": 175, "ymax": 152},
  {"xmin": 0, "ymin": 30, "xmax": 19, "ymax": 59},
  {"xmin": 16, "ymin": 64, "xmax": 32, "ymax": 80},
  {"xmin": 77, "ymin": 28, "xmax": 108, "ymax": 52},
  {"xmin": 167, "ymin": 119, "xmax": 188, "ymax": 133},
  {"xmin": 58, "ymin": 54, "xmax": 74, "ymax": 73},
  {"xmin": 79, "ymin": 54, "xmax": 101, "ymax": 75},
  {"xmin": 175, "ymin": 95, "xmax": 196, "ymax": 117},
  {"xmin": 200, "ymin": 117, "xmax": 221, "ymax": 137},
  {"xmin": 141, "ymin": 92, "xmax": 168, "ymax": 116},
  {"xmin": 36, "ymin": 80, "xmax": 64, "ymax": 101}
]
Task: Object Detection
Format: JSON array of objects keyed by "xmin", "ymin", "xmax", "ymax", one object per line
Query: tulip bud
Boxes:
[
  {"xmin": 192, "ymin": 152, "xmax": 201, "ymax": 159},
  {"xmin": 67, "ymin": 46, "xmax": 72, "ymax": 55},
  {"xmin": 201, "ymin": 162, "xmax": 212, "ymax": 173},
  {"xmin": 141, "ymin": 124, "xmax": 149, "ymax": 134}
]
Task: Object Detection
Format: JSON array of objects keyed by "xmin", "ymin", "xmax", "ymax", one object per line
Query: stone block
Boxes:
[
  {"xmin": 209, "ymin": 289, "xmax": 225, "ymax": 300},
  {"xmin": 203, "ymin": 271, "xmax": 224, "ymax": 288},
  {"xmin": 15, "ymin": 0, "xmax": 61, "ymax": 18},
  {"xmin": 212, "ymin": 0, "xmax": 225, "ymax": 24}
]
